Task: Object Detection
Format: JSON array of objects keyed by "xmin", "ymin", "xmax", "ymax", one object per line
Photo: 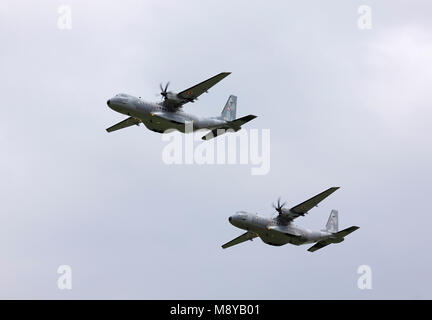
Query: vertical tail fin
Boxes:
[
  {"xmin": 325, "ymin": 210, "xmax": 338, "ymax": 233},
  {"xmin": 221, "ymin": 95, "xmax": 237, "ymax": 121}
]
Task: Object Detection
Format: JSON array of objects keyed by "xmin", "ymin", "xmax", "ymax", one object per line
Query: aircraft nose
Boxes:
[
  {"xmin": 107, "ymin": 99, "xmax": 111, "ymax": 106},
  {"xmin": 228, "ymin": 216, "xmax": 232, "ymax": 222}
]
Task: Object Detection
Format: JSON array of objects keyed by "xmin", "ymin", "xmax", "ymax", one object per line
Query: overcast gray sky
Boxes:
[{"xmin": 1, "ymin": 0, "xmax": 431, "ymax": 299}]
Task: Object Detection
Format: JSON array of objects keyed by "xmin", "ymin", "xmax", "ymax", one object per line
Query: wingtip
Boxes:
[{"xmin": 243, "ymin": 114, "xmax": 257, "ymax": 121}]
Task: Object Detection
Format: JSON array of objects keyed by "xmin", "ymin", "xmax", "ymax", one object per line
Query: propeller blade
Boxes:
[
  {"xmin": 159, "ymin": 82, "xmax": 171, "ymax": 99},
  {"xmin": 272, "ymin": 197, "xmax": 286, "ymax": 215}
]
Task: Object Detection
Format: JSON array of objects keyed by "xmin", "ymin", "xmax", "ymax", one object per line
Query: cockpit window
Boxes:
[{"xmin": 236, "ymin": 211, "xmax": 248, "ymax": 220}]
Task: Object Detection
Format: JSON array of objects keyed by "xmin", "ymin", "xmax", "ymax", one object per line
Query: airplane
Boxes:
[
  {"xmin": 106, "ymin": 72, "xmax": 257, "ymax": 140},
  {"xmin": 222, "ymin": 187, "xmax": 359, "ymax": 252}
]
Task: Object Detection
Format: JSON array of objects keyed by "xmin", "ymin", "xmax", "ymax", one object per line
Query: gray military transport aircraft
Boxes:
[
  {"xmin": 222, "ymin": 187, "xmax": 359, "ymax": 252},
  {"xmin": 106, "ymin": 72, "xmax": 257, "ymax": 140}
]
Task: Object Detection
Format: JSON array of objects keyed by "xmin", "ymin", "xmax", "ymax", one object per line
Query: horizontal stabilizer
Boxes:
[
  {"xmin": 307, "ymin": 240, "xmax": 332, "ymax": 252},
  {"xmin": 201, "ymin": 115, "xmax": 257, "ymax": 140},
  {"xmin": 106, "ymin": 117, "xmax": 141, "ymax": 133},
  {"xmin": 202, "ymin": 128, "xmax": 229, "ymax": 141},
  {"xmin": 228, "ymin": 115, "xmax": 257, "ymax": 129},
  {"xmin": 308, "ymin": 226, "xmax": 359, "ymax": 252},
  {"xmin": 335, "ymin": 226, "xmax": 360, "ymax": 238}
]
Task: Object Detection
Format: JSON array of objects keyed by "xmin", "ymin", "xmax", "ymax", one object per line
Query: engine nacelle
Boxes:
[{"xmin": 165, "ymin": 92, "xmax": 184, "ymax": 103}]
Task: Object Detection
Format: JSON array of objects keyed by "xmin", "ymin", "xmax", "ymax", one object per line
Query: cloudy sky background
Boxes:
[{"xmin": 1, "ymin": 0, "xmax": 431, "ymax": 298}]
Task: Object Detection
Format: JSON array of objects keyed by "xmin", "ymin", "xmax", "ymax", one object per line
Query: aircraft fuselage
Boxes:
[
  {"xmin": 228, "ymin": 211, "xmax": 334, "ymax": 247},
  {"xmin": 107, "ymin": 93, "xmax": 227, "ymax": 133}
]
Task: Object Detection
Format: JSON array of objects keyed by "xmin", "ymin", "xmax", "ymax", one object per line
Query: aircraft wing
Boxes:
[
  {"xmin": 307, "ymin": 240, "xmax": 332, "ymax": 252},
  {"xmin": 106, "ymin": 117, "xmax": 141, "ymax": 132},
  {"xmin": 282, "ymin": 187, "xmax": 339, "ymax": 220},
  {"xmin": 222, "ymin": 231, "xmax": 257, "ymax": 249},
  {"xmin": 178, "ymin": 72, "xmax": 231, "ymax": 103}
]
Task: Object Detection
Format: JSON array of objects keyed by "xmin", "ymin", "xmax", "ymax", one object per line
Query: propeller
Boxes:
[
  {"xmin": 272, "ymin": 197, "xmax": 287, "ymax": 215},
  {"xmin": 159, "ymin": 82, "xmax": 170, "ymax": 99}
]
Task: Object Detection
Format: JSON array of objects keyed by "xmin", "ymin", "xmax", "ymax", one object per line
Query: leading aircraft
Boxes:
[
  {"xmin": 222, "ymin": 187, "xmax": 359, "ymax": 252},
  {"xmin": 106, "ymin": 72, "xmax": 257, "ymax": 140}
]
